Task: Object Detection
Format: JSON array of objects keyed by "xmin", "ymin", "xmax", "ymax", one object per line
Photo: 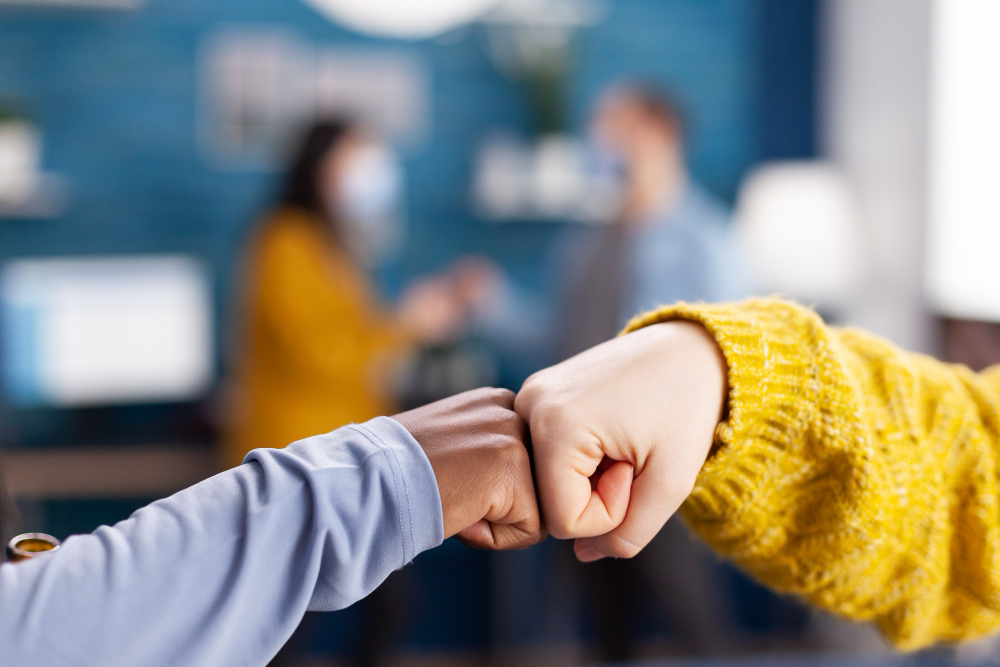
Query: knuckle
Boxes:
[
  {"xmin": 528, "ymin": 514, "xmax": 548, "ymax": 544},
  {"xmin": 519, "ymin": 369, "xmax": 545, "ymax": 391},
  {"xmin": 544, "ymin": 513, "xmax": 577, "ymax": 540},
  {"xmin": 529, "ymin": 399, "xmax": 575, "ymax": 442},
  {"xmin": 477, "ymin": 385, "xmax": 518, "ymax": 412},
  {"xmin": 500, "ymin": 408, "xmax": 528, "ymax": 442},
  {"xmin": 490, "ymin": 386, "xmax": 516, "ymax": 405},
  {"xmin": 496, "ymin": 527, "xmax": 544, "ymax": 551},
  {"xmin": 470, "ymin": 386, "xmax": 500, "ymax": 402},
  {"xmin": 604, "ymin": 533, "xmax": 643, "ymax": 559},
  {"xmin": 501, "ymin": 437, "xmax": 530, "ymax": 468},
  {"xmin": 489, "ymin": 439, "xmax": 531, "ymax": 497},
  {"xmin": 521, "ymin": 532, "xmax": 547, "ymax": 550},
  {"xmin": 548, "ymin": 524, "xmax": 575, "ymax": 541},
  {"xmin": 513, "ymin": 498, "xmax": 546, "ymax": 548},
  {"xmin": 514, "ymin": 371, "xmax": 547, "ymax": 408},
  {"xmin": 506, "ymin": 528, "xmax": 544, "ymax": 550}
]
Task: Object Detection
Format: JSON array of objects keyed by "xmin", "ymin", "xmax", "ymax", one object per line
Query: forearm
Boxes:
[
  {"xmin": 0, "ymin": 417, "xmax": 443, "ymax": 666},
  {"xmin": 625, "ymin": 298, "xmax": 1000, "ymax": 649}
]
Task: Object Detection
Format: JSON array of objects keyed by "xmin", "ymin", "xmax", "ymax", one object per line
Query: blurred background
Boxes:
[{"xmin": 1, "ymin": 0, "xmax": 999, "ymax": 664}]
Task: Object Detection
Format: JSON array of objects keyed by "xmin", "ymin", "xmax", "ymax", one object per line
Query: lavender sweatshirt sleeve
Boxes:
[{"xmin": 0, "ymin": 416, "xmax": 444, "ymax": 666}]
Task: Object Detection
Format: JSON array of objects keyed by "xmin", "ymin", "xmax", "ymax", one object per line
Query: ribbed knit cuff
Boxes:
[{"xmin": 622, "ymin": 298, "xmax": 826, "ymax": 548}]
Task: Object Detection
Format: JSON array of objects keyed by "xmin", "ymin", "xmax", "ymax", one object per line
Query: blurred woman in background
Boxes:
[{"xmin": 224, "ymin": 119, "xmax": 460, "ymax": 469}]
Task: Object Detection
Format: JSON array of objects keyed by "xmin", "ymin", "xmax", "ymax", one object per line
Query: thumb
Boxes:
[
  {"xmin": 592, "ymin": 459, "xmax": 634, "ymax": 526},
  {"xmin": 573, "ymin": 452, "xmax": 683, "ymax": 562},
  {"xmin": 537, "ymin": 449, "xmax": 633, "ymax": 540}
]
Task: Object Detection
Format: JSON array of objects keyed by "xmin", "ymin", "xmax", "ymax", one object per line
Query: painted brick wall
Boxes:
[
  {"xmin": 0, "ymin": 0, "xmax": 779, "ymax": 265},
  {"xmin": 0, "ymin": 0, "xmax": 814, "ymax": 403},
  {"xmin": 0, "ymin": 0, "xmax": 817, "ymax": 652}
]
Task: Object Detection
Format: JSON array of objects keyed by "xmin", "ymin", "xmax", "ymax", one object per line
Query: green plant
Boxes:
[{"xmin": 0, "ymin": 103, "xmax": 28, "ymax": 124}]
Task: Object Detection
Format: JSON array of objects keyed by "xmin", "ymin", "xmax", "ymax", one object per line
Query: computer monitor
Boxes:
[{"xmin": 1, "ymin": 255, "xmax": 213, "ymax": 407}]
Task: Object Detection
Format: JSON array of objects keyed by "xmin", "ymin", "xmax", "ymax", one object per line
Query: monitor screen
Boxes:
[{"xmin": 1, "ymin": 255, "xmax": 213, "ymax": 407}]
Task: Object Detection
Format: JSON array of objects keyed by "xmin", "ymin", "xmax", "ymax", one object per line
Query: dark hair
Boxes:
[
  {"xmin": 616, "ymin": 84, "xmax": 687, "ymax": 138},
  {"xmin": 277, "ymin": 118, "xmax": 356, "ymax": 223}
]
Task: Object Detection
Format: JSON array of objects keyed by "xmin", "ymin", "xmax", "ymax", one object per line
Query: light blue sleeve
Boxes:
[{"xmin": 0, "ymin": 416, "xmax": 444, "ymax": 667}]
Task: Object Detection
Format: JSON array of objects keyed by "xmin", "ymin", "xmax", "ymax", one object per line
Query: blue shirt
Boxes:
[
  {"xmin": 0, "ymin": 417, "xmax": 444, "ymax": 666},
  {"xmin": 481, "ymin": 182, "xmax": 751, "ymax": 366},
  {"xmin": 624, "ymin": 183, "xmax": 750, "ymax": 316}
]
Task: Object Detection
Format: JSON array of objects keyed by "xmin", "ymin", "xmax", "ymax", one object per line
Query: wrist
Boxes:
[
  {"xmin": 651, "ymin": 319, "xmax": 727, "ymax": 396},
  {"xmin": 391, "ymin": 412, "xmax": 455, "ymax": 538},
  {"xmin": 390, "ymin": 387, "xmax": 535, "ymax": 547},
  {"xmin": 646, "ymin": 320, "xmax": 729, "ymax": 456},
  {"xmin": 364, "ymin": 417, "xmax": 446, "ymax": 556},
  {"xmin": 681, "ymin": 320, "xmax": 729, "ymax": 422}
]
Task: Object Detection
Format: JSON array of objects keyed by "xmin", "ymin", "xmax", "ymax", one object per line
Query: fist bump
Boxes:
[{"xmin": 396, "ymin": 321, "xmax": 728, "ymax": 561}]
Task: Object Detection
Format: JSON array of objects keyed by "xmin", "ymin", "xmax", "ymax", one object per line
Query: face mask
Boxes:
[
  {"xmin": 589, "ymin": 142, "xmax": 628, "ymax": 182},
  {"xmin": 580, "ymin": 142, "xmax": 628, "ymax": 223},
  {"xmin": 331, "ymin": 145, "xmax": 405, "ymax": 263}
]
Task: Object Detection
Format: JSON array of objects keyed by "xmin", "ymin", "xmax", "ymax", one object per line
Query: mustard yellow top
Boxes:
[
  {"xmin": 626, "ymin": 298, "xmax": 1000, "ymax": 651},
  {"xmin": 224, "ymin": 209, "xmax": 411, "ymax": 468}
]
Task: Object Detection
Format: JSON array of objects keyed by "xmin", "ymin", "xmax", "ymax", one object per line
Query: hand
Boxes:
[
  {"xmin": 393, "ymin": 388, "xmax": 545, "ymax": 550},
  {"xmin": 449, "ymin": 256, "xmax": 504, "ymax": 314},
  {"xmin": 397, "ymin": 277, "xmax": 465, "ymax": 345},
  {"xmin": 514, "ymin": 321, "xmax": 727, "ymax": 561}
]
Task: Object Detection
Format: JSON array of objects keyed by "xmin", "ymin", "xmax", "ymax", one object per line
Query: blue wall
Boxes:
[
  {"xmin": 0, "ymin": 0, "xmax": 815, "ymax": 404},
  {"xmin": 0, "ymin": 0, "xmax": 818, "ymax": 654}
]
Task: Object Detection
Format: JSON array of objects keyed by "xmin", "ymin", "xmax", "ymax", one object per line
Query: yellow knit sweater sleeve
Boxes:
[{"xmin": 624, "ymin": 298, "xmax": 1000, "ymax": 650}]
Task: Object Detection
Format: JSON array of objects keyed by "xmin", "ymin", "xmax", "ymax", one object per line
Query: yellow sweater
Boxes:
[
  {"xmin": 224, "ymin": 210, "xmax": 411, "ymax": 468},
  {"xmin": 625, "ymin": 298, "xmax": 1000, "ymax": 651}
]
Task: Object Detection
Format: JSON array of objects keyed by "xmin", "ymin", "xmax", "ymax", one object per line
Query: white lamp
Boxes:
[
  {"xmin": 736, "ymin": 161, "xmax": 865, "ymax": 310},
  {"xmin": 299, "ymin": 0, "xmax": 503, "ymax": 39}
]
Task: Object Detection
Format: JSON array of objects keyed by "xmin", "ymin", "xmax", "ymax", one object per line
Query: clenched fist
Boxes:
[
  {"xmin": 515, "ymin": 321, "xmax": 727, "ymax": 561},
  {"xmin": 393, "ymin": 387, "xmax": 545, "ymax": 550}
]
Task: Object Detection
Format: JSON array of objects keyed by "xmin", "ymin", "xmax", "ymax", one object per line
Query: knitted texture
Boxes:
[{"xmin": 624, "ymin": 298, "xmax": 1000, "ymax": 650}]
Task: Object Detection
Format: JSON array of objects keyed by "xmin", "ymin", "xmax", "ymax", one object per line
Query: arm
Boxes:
[
  {"xmin": 519, "ymin": 297, "xmax": 1000, "ymax": 651},
  {"xmin": 0, "ymin": 418, "xmax": 441, "ymax": 666},
  {"xmin": 626, "ymin": 298, "xmax": 1000, "ymax": 650},
  {"xmin": 0, "ymin": 388, "xmax": 543, "ymax": 666}
]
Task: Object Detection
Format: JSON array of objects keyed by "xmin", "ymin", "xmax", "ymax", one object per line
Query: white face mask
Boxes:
[
  {"xmin": 330, "ymin": 144, "xmax": 405, "ymax": 263},
  {"xmin": 580, "ymin": 141, "xmax": 628, "ymax": 223}
]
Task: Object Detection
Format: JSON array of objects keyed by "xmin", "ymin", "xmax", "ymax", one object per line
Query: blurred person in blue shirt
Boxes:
[
  {"xmin": 457, "ymin": 84, "xmax": 750, "ymax": 368},
  {"xmin": 456, "ymin": 83, "xmax": 752, "ymax": 659},
  {"xmin": 561, "ymin": 83, "xmax": 750, "ymax": 350}
]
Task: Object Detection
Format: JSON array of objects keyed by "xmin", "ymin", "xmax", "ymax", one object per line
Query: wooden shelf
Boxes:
[{"xmin": 0, "ymin": 445, "xmax": 217, "ymax": 499}]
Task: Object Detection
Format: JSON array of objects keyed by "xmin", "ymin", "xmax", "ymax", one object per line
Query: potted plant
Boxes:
[{"xmin": 0, "ymin": 104, "xmax": 41, "ymax": 208}]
